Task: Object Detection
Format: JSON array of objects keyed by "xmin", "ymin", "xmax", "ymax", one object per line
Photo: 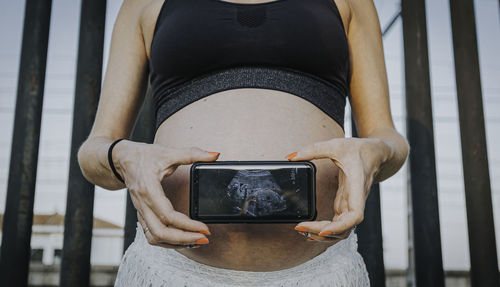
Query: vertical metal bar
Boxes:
[
  {"xmin": 351, "ymin": 117, "xmax": 386, "ymax": 287},
  {"xmin": 59, "ymin": 0, "xmax": 106, "ymax": 286},
  {"xmin": 0, "ymin": 0, "xmax": 52, "ymax": 285},
  {"xmin": 357, "ymin": 184, "xmax": 386, "ymax": 286},
  {"xmin": 448, "ymin": 1, "xmax": 500, "ymax": 286},
  {"xmin": 123, "ymin": 87, "xmax": 154, "ymax": 253},
  {"xmin": 123, "ymin": 191, "xmax": 138, "ymax": 253},
  {"xmin": 406, "ymin": 168, "xmax": 416, "ymax": 287},
  {"xmin": 401, "ymin": 0, "xmax": 445, "ymax": 286}
]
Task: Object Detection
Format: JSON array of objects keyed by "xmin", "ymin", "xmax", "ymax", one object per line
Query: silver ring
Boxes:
[{"xmin": 143, "ymin": 226, "xmax": 150, "ymax": 234}]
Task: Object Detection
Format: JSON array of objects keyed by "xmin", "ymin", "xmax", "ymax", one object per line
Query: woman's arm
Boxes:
[
  {"xmin": 286, "ymin": 0, "xmax": 408, "ymax": 240},
  {"xmin": 347, "ymin": 0, "xmax": 409, "ymax": 183},
  {"xmin": 77, "ymin": 0, "xmax": 215, "ymax": 247},
  {"xmin": 77, "ymin": 0, "xmax": 149, "ymax": 190}
]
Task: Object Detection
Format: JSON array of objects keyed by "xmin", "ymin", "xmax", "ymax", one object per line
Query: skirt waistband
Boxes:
[{"xmin": 118, "ymin": 222, "xmax": 365, "ymax": 286}]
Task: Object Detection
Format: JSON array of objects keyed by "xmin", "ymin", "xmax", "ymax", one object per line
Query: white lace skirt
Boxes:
[{"xmin": 114, "ymin": 222, "xmax": 370, "ymax": 287}]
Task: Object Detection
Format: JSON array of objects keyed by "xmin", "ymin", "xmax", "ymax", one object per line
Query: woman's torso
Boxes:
[{"xmin": 139, "ymin": 0, "xmax": 351, "ymax": 271}]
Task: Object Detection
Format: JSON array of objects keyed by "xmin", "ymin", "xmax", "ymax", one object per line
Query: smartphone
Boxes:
[{"xmin": 190, "ymin": 160, "xmax": 317, "ymax": 223}]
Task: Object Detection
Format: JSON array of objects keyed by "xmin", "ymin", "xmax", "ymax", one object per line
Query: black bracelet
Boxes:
[{"xmin": 108, "ymin": 138, "xmax": 126, "ymax": 184}]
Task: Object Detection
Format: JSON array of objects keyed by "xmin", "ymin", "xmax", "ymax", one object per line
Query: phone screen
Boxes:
[{"xmin": 191, "ymin": 161, "xmax": 316, "ymax": 222}]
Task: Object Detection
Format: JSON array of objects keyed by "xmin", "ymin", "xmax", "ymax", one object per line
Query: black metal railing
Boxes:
[
  {"xmin": 449, "ymin": 1, "xmax": 499, "ymax": 286},
  {"xmin": 0, "ymin": 0, "xmax": 498, "ymax": 286},
  {"xmin": 59, "ymin": 0, "xmax": 106, "ymax": 286},
  {"xmin": 0, "ymin": 0, "xmax": 52, "ymax": 285},
  {"xmin": 402, "ymin": 0, "xmax": 445, "ymax": 285}
]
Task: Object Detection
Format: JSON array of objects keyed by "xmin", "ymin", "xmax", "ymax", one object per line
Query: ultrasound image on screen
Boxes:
[{"xmin": 197, "ymin": 165, "xmax": 311, "ymax": 218}]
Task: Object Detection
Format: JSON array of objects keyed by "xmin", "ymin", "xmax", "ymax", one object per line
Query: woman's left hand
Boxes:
[{"xmin": 285, "ymin": 137, "xmax": 391, "ymax": 242}]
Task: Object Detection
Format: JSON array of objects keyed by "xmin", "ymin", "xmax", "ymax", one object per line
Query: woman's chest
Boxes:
[{"xmin": 143, "ymin": 0, "xmax": 350, "ymax": 81}]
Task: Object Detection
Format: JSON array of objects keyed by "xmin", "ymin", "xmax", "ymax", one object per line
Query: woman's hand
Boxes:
[
  {"xmin": 113, "ymin": 139, "xmax": 220, "ymax": 249},
  {"xmin": 285, "ymin": 137, "xmax": 392, "ymax": 242}
]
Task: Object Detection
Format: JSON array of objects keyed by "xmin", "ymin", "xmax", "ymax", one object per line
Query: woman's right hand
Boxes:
[{"xmin": 112, "ymin": 139, "xmax": 220, "ymax": 249}]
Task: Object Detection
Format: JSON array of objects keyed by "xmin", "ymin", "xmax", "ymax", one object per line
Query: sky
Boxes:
[{"xmin": 0, "ymin": 0, "xmax": 499, "ymax": 270}]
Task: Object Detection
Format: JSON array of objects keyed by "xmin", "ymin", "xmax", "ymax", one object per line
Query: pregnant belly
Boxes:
[{"xmin": 154, "ymin": 88, "xmax": 345, "ymax": 271}]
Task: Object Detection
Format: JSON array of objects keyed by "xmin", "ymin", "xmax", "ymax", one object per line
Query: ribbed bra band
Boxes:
[{"xmin": 153, "ymin": 66, "xmax": 347, "ymax": 132}]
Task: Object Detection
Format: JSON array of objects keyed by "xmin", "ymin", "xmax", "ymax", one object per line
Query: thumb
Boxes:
[
  {"xmin": 169, "ymin": 146, "xmax": 220, "ymax": 166},
  {"xmin": 285, "ymin": 140, "xmax": 334, "ymax": 161}
]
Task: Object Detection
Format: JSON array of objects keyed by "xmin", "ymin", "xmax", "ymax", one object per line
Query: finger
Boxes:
[
  {"xmin": 318, "ymin": 228, "xmax": 353, "ymax": 239},
  {"xmin": 331, "ymin": 171, "xmax": 364, "ymax": 217},
  {"xmin": 144, "ymin": 179, "xmax": 211, "ymax": 235},
  {"xmin": 320, "ymin": 162, "xmax": 365, "ymax": 237},
  {"xmin": 294, "ymin": 220, "xmax": 331, "ymax": 234},
  {"xmin": 342, "ymin": 159, "xmax": 367, "ymax": 203},
  {"xmin": 141, "ymin": 205, "xmax": 209, "ymax": 246},
  {"xmin": 319, "ymin": 211, "xmax": 364, "ymax": 236},
  {"xmin": 137, "ymin": 211, "xmax": 199, "ymax": 249},
  {"xmin": 295, "ymin": 221, "xmax": 348, "ymax": 241},
  {"xmin": 167, "ymin": 146, "xmax": 220, "ymax": 166},
  {"xmin": 297, "ymin": 230, "xmax": 341, "ymax": 242},
  {"xmin": 285, "ymin": 139, "xmax": 342, "ymax": 161}
]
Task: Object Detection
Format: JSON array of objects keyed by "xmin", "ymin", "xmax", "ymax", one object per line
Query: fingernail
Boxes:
[
  {"xmin": 198, "ymin": 230, "xmax": 211, "ymax": 236},
  {"xmin": 319, "ymin": 231, "xmax": 332, "ymax": 236},
  {"xmin": 285, "ymin": 152, "xmax": 297, "ymax": 160},
  {"xmin": 195, "ymin": 237, "xmax": 209, "ymax": 244},
  {"xmin": 298, "ymin": 231, "xmax": 305, "ymax": 235},
  {"xmin": 208, "ymin": 152, "xmax": 220, "ymax": 156},
  {"xmin": 294, "ymin": 226, "xmax": 308, "ymax": 232},
  {"xmin": 307, "ymin": 238, "xmax": 315, "ymax": 241}
]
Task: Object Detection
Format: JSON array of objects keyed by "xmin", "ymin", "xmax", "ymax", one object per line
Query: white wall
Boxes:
[{"xmin": 7, "ymin": 225, "xmax": 123, "ymax": 266}]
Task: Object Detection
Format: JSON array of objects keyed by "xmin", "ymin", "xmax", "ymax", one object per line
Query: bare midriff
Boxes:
[{"xmin": 154, "ymin": 88, "xmax": 345, "ymax": 271}]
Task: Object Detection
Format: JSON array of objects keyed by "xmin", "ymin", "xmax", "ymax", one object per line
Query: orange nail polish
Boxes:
[
  {"xmin": 198, "ymin": 230, "xmax": 211, "ymax": 235},
  {"xmin": 208, "ymin": 152, "xmax": 220, "ymax": 156},
  {"xmin": 319, "ymin": 231, "xmax": 332, "ymax": 236},
  {"xmin": 195, "ymin": 238, "xmax": 209, "ymax": 244},
  {"xmin": 307, "ymin": 238, "xmax": 315, "ymax": 241},
  {"xmin": 285, "ymin": 152, "xmax": 297, "ymax": 160},
  {"xmin": 294, "ymin": 226, "xmax": 308, "ymax": 232}
]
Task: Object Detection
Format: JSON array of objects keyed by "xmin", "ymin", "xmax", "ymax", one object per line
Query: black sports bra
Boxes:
[{"xmin": 149, "ymin": 0, "xmax": 350, "ymax": 131}]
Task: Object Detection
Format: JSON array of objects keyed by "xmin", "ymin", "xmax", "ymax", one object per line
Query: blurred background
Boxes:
[{"xmin": 0, "ymin": 0, "xmax": 499, "ymax": 286}]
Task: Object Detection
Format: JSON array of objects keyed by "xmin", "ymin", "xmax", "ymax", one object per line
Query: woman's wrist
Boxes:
[
  {"xmin": 371, "ymin": 138, "xmax": 395, "ymax": 182},
  {"xmin": 363, "ymin": 128, "xmax": 409, "ymax": 183},
  {"xmin": 77, "ymin": 136, "xmax": 131, "ymax": 190},
  {"xmin": 108, "ymin": 138, "xmax": 127, "ymax": 183},
  {"xmin": 110, "ymin": 138, "xmax": 133, "ymax": 183}
]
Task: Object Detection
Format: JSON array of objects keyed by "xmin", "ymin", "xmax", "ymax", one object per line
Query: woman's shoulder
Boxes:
[
  {"xmin": 335, "ymin": 0, "xmax": 380, "ymax": 35},
  {"xmin": 132, "ymin": 0, "xmax": 165, "ymax": 60},
  {"xmin": 139, "ymin": 0, "xmax": 164, "ymax": 27},
  {"xmin": 333, "ymin": 0, "xmax": 353, "ymax": 34},
  {"xmin": 116, "ymin": 0, "xmax": 163, "ymax": 35},
  {"xmin": 112, "ymin": 0, "xmax": 160, "ymax": 33}
]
